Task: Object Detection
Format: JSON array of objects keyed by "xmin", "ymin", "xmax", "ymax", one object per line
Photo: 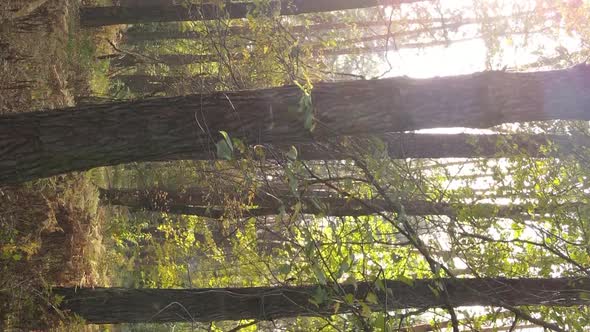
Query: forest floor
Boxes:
[{"xmin": 0, "ymin": 0, "xmax": 120, "ymax": 329}]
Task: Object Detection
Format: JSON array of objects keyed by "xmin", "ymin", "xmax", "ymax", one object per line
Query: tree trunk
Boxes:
[
  {"xmin": 80, "ymin": 0, "xmax": 424, "ymax": 27},
  {"xmin": 295, "ymin": 133, "xmax": 588, "ymax": 160},
  {"xmin": 327, "ymin": 27, "xmax": 548, "ymax": 56},
  {"xmin": 54, "ymin": 277, "xmax": 590, "ymax": 323},
  {"xmin": 122, "ymin": 19, "xmax": 461, "ymax": 43},
  {"xmin": 106, "ymin": 38, "xmax": 465, "ymax": 67},
  {"xmin": 107, "ymin": 35, "xmax": 489, "ymax": 68},
  {"xmin": 123, "ymin": 27, "xmax": 246, "ymax": 43},
  {"xmin": 144, "ymin": 133, "xmax": 588, "ymax": 160},
  {"xmin": 116, "ymin": 75, "xmax": 216, "ymax": 94},
  {"xmin": 98, "ymin": 187, "xmax": 580, "ymax": 218},
  {"xmin": 123, "ymin": 21, "xmax": 395, "ymax": 43},
  {"xmin": 108, "ymin": 53, "xmax": 218, "ymax": 67},
  {"xmin": 2, "ymin": 65, "xmax": 589, "ymax": 184}
]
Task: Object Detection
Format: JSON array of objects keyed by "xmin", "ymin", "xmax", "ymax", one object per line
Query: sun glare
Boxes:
[{"xmin": 375, "ymin": 0, "xmax": 584, "ymax": 79}]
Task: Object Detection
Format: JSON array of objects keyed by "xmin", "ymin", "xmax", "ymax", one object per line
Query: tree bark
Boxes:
[
  {"xmin": 106, "ymin": 38, "xmax": 464, "ymax": 67},
  {"xmin": 80, "ymin": 0, "xmax": 424, "ymax": 27},
  {"xmin": 54, "ymin": 277, "xmax": 590, "ymax": 323},
  {"xmin": 108, "ymin": 34, "xmax": 495, "ymax": 68},
  {"xmin": 108, "ymin": 53, "xmax": 218, "ymax": 67},
  {"xmin": 98, "ymin": 187, "xmax": 581, "ymax": 218},
  {"xmin": 294, "ymin": 133, "xmax": 589, "ymax": 160},
  {"xmin": 115, "ymin": 75, "xmax": 216, "ymax": 94},
  {"xmin": 144, "ymin": 133, "xmax": 589, "ymax": 160},
  {"xmin": 123, "ymin": 27, "xmax": 246, "ymax": 43},
  {"xmin": 122, "ymin": 19, "xmax": 462, "ymax": 43},
  {"xmin": 2, "ymin": 65, "xmax": 590, "ymax": 184}
]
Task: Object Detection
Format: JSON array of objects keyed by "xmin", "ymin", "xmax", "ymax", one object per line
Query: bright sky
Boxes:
[
  {"xmin": 378, "ymin": 0, "xmax": 585, "ymax": 78},
  {"xmin": 367, "ymin": 1, "xmax": 586, "ymax": 330},
  {"xmin": 376, "ymin": 0, "xmax": 584, "ymax": 137}
]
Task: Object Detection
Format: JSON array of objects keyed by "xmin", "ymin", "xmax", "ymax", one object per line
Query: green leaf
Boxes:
[
  {"xmin": 336, "ymin": 259, "xmax": 350, "ymax": 279},
  {"xmin": 398, "ymin": 275, "xmax": 414, "ymax": 286},
  {"xmin": 428, "ymin": 284, "xmax": 441, "ymax": 297},
  {"xmin": 232, "ymin": 137, "xmax": 246, "ymax": 154},
  {"xmin": 374, "ymin": 313, "xmax": 387, "ymax": 332},
  {"xmin": 215, "ymin": 131, "xmax": 234, "ymax": 160},
  {"xmin": 216, "ymin": 140, "xmax": 233, "ymax": 160},
  {"xmin": 219, "ymin": 131, "xmax": 232, "ymax": 147},
  {"xmin": 333, "ymin": 301, "xmax": 341, "ymax": 314},
  {"xmin": 312, "ymin": 265, "xmax": 327, "ymax": 285},
  {"xmin": 309, "ymin": 286, "xmax": 328, "ymax": 306},
  {"xmin": 278, "ymin": 264, "xmax": 291, "ymax": 274},
  {"xmin": 360, "ymin": 302, "xmax": 372, "ymax": 317},
  {"xmin": 286, "ymin": 146, "xmax": 298, "ymax": 160},
  {"xmin": 303, "ymin": 112, "xmax": 315, "ymax": 131},
  {"xmin": 366, "ymin": 292, "xmax": 379, "ymax": 304},
  {"xmin": 344, "ymin": 293, "xmax": 355, "ymax": 304},
  {"xmin": 297, "ymin": 93, "xmax": 315, "ymax": 131},
  {"xmin": 285, "ymin": 168, "xmax": 298, "ymax": 194}
]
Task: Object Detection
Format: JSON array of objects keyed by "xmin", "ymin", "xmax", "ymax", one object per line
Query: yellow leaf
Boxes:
[
  {"xmin": 360, "ymin": 302, "xmax": 372, "ymax": 317},
  {"xmin": 344, "ymin": 293, "xmax": 355, "ymax": 304},
  {"xmin": 242, "ymin": 49, "xmax": 251, "ymax": 60},
  {"xmin": 333, "ymin": 302, "xmax": 341, "ymax": 314},
  {"xmin": 366, "ymin": 292, "xmax": 379, "ymax": 304}
]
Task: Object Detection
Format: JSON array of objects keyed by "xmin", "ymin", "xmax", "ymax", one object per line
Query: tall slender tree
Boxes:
[
  {"xmin": 99, "ymin": 186, "xmax": 583, "ymax": 218},
  {"xmin": 121, "ymin": 17, "xmax": 485, "ymax": 43},
  {"xmin": 54, "ymin": 277, "xmax": 590, "ymax": 323},
  {"xmin": 1, "ymin": 65, "xmax": 589, "ymax": 184},
  {"xmin": 149, "ymin": 133, "xmax": 590, "ymax": 160},
  {"xmin": 81, "ymin": 0, "xmax": 426, "ymax": 27},
  {"xmin": 115, "ymin": 75, "xmax": 217, "ymax": 95}
]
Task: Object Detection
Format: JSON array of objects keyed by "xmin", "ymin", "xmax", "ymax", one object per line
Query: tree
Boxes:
[
  {"xmin": 107, "ymin": 54, "xmax": 218, "ymax": 67},
  {"xmin": 99, "ymin": 186, "xmax": 583, "ymax": 218},
  {"xmin": 106, "ymin": 38, "xmax": 478, "ymax": 67},
  {"xmin": 2, "ymin": 65, "xmax": 589, "ymax": 185},
  {"xmin": 54, "ymin": 277, "xmax": 590, "ymax": 323},
  {"xmin": 115, "ymin": 75, "xmax": 217, "ymax": 95},
  {"xmin": 151, "ymin": 133, "xmax": 589, "ymax": 160},
  {"xmin": 121, "ymin": 17, "xmax": 482, "ymax": 44},
  {"xmin": 80, "ymin": 0, "xmax": 425, "ymax": 27}
]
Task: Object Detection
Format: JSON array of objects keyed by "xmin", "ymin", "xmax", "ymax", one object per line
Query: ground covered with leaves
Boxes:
[{"xmin": 0, "ymin": 0, "xmax": 117, "ymax": 329}]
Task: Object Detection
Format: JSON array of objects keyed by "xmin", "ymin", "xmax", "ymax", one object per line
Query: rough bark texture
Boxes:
[
  {"xmin": 123, "ymin": 27, "xmax": 246, "ymax": 43},
  {"xmin": 107, "ymin": 37, "xmax": 456, "ymax": 67},
  {"xmin": 99, "ymin": 187, "xmax": 580, "ymax": 218},
  {"xmin": 121, "ymin": 19, "xmax": 450, "ymax": 43},
  {"xmin": 115, "ymin": 75, "xmax": 216, "ymax": 94},
  {"xmin": 122, "ymin": 22, "xmax": 386, "ymax": 43},
  {"xmin": 108, "ymin": 54, "xmax": 218, "ymax": 67},
  {"xmin": 54, "ymin": 277, "xmax": 590, "ymax": 323},
  {"xmin": 137, "ymin": 133, "xmax": 589, "ymax": 161},
  {"xmin": 81, "ymin": 0, "xmax": 424, "ymax": 27},
  {"xmin": 294, "ymin": 133, "xmax": 589, "ymax": 160},
  {"xmin": 2, "ymin": 65, "xmax": 590, "ymax": 184}
]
